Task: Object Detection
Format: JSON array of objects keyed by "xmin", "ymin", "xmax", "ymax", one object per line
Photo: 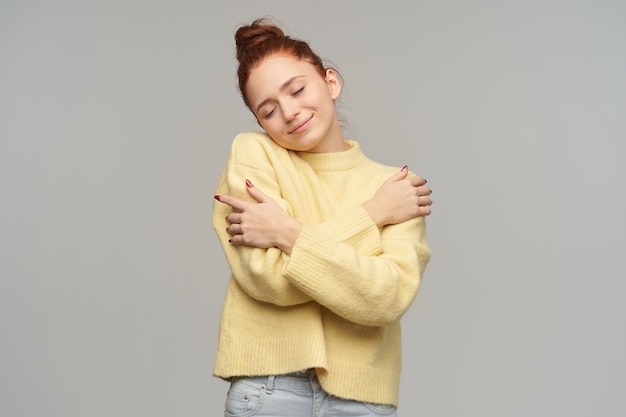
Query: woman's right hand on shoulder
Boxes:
[
  {"xmin": 215, "ymin": 180, "xmax": 303, "ymax": 255},
  {"xmin": 362, "ymin": 166, "xmax": 432, "ymax": 227}
]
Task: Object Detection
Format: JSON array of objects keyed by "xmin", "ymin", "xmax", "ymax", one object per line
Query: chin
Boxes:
[{"xmin": 274, "ymin": 135, "xmax": 319, "ymax": 152}]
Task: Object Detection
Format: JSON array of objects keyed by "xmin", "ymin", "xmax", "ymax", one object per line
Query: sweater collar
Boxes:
[{"xmin": 294, "ymin": 140, "xmax": 365, "ymax": 171}]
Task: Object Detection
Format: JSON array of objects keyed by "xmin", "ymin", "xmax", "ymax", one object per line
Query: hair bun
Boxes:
[
  {"xmin": 235, "ymin": 18, "xmax": 285, "ymax": 60},
  {"xmin": 234, "ymin": 17, "xmax": 328, "ymax": 108}
]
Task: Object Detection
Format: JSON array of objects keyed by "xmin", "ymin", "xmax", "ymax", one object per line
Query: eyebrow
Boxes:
[{"xmin": 254, "ymin": 75, "xmax": 305, "ymax": 114}]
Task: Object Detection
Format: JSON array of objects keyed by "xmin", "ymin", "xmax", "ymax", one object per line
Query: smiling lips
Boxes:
[{"xmin": 289, "ymin": 115, "xmax": 313, "ymax": 134}]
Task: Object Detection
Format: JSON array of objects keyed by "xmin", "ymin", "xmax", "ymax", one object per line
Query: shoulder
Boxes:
[
  {"xmin": 230, "ymin": 131, "xmax": 282, "ymax": 155},
  {"xmin": 225, "ymin": 131, "xmax": 289, "ymax": 168},
  {"xmin": 356, "ymin": 151, "xmax": 402, "ymax": 180},
  {"xmin": 355, "ymin": 144, "xmax": 422, "ymax": 181}
]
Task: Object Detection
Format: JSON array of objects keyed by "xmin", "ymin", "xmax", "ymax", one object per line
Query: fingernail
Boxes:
[
  {"xmin": 245, "ymin": 179, "xmax": 253, "ymax": 188},
  {"xmin": 214, "ymin": 195, "xmax": 221, "ymax": 201},
  {"xmin": 424, "ymin": 179, "xmax": 427, "ymax": 184},
  {"xmin": 228, "ymin": 239, "xmax": 232, "ymax": 243},
  {"xmin": 401, "ymin": 165, "xmax": 408, "ymax": 171}
]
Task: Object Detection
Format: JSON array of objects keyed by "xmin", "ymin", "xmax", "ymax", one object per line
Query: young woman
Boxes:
[{"xmin": 212, "ymin": 18, "xmax": 432, "ymax": 416}]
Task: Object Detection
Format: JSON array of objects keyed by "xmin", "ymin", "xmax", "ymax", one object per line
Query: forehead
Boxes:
[{"xmin": 246, "ymin": 55, "xmax": 321, "ymax": 102}]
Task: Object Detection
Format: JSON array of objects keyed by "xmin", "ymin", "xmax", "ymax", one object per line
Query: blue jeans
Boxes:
[{"xmin": 224, "ymin": 370, "xmax": 397, "ymax": 417}]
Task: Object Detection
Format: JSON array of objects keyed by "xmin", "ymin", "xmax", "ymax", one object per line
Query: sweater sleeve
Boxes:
[
  {"xmin": 213, "ymin": 167, "xmax": 385, "ymax": 307},
  {"xmin": 282, "ymin": 215, "xmax": 431, "ymax": 327},
  {"xmin": 212, "ymin": 135, "xmax": 385, "ymax": 307},
  {"xmin": 213, "ymin": 163, "xmax": 311, "ymax": 306}
]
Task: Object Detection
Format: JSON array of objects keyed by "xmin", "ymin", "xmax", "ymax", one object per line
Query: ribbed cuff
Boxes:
[
  {"xmin": 325, "ymin": 205, "xmax": 382, "ymax": 255},
  {"xmin": 285, "ymin": 207, "xmax": 382, "ymax": 295}
]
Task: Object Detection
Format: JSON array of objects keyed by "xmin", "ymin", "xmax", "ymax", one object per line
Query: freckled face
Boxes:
[{"xmin": 245, "ymin": 54, "xmax": 345, "ymax": 153}]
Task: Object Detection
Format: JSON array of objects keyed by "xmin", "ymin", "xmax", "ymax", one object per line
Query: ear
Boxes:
[{"xmin": 325, "ymin": 68, "xmax": 342, "ymax": 100}]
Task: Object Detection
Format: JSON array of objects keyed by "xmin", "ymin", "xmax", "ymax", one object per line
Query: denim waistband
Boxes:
[
  {"xmin": 232, "ymin": 369, "xmax": 318, "ymax": 393},
  {"xmin": 274, "ymin": 370, "xmax": 317, "ymax": 389}
]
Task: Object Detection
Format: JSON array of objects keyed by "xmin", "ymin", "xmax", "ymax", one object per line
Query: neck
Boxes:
[{"xmin": 311, "ymin": 120, "xmax": 346, "ymax": 153}]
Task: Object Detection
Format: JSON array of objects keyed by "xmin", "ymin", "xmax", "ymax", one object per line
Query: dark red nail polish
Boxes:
[
  {"xmin": 401, "ymin": 165, "xmax": 408, "ymax": 171},
  {"xmin": 214, "ymin": 195, "xmax": 220, "ymax": 201},
  {"xmin": 245, "ymin": 179, "xmax": 253, "ymax": 188}
]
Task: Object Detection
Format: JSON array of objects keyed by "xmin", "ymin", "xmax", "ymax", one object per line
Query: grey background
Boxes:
[{"xmin": 1, "ymin": 1, "xmax": 625, "ymax": 416}]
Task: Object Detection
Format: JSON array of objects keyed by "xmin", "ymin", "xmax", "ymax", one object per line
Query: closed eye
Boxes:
[
  {"xmin": 262, "ymin": 107, "xmax": 277, "ymax": 119},
  {"xmin": 292, "ymin": 86, "xmax": 304, "ymax": 96}
]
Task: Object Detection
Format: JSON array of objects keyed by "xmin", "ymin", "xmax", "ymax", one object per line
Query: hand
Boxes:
[
  {"xmin": 214, "ymin": 180, "xmax": 302, "ymax": 254},
  {"xmin": 362, "ymin": 165, "xmax": 433, "ymax": 227}
]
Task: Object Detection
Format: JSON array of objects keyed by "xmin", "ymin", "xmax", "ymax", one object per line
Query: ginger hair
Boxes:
[{"xmin": 234, "ymin": 18, "xmax": 328, "ymax": 109}]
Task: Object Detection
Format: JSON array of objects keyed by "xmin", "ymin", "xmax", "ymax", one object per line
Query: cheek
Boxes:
[
  {"xmin": 261, "ymin": 119, "xmax": 274, "ymax": 129},
  {"xmin": 259, "ymin": 119, "xmax": 282, "ymax": 135}
]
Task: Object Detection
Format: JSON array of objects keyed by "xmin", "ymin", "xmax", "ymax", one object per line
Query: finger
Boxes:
[
  {"xmin": 214, "ymin": 194, "xmax": 249, "ymax": 211},
  {"xmin": 245, "ymin": 179, "xmax": 274, "ymax": 204},
  {"xmin": 225, "ymin": 213, "xmax": 242, "ymax": 225},
  {"xmin": 417, "ymin": 196, "xmax": 433, "ymax": 207},
  {"xmin": 415, "ymin": 185, "xmax": 431, "ymax": 196},
  {"xmin": 226, "ymin": 223, "xmax": 242, "ymax": 235},
  {"xmin": 385, "ymin": 165, "xmax": 409, "ymax": 183},
  {"xmin": 228, "ymin": 235, "xmax": 243, "ymax": 245},
  {"xmin": 408, "ymin": 175, "xmax": 427, "ymax": 187}
]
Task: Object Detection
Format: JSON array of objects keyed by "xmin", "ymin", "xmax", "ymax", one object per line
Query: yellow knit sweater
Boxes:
[{"xmin": 212, "ymin": 132, "xmax": 431, "ymax": 407}]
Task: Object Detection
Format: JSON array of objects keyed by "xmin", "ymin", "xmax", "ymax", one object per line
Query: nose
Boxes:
[{"xmin": 282, "ymin": 103, "xmax": 300, "ymax": 122}]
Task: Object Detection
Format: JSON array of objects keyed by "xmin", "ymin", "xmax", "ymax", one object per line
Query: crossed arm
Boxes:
[
  {"xmin": 212, "ymin": 165, "xmax": 432, "ymax": 324},
  {"xmin": 216, "ymin": 165, "xmax": 432, "ymax": 254}
]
